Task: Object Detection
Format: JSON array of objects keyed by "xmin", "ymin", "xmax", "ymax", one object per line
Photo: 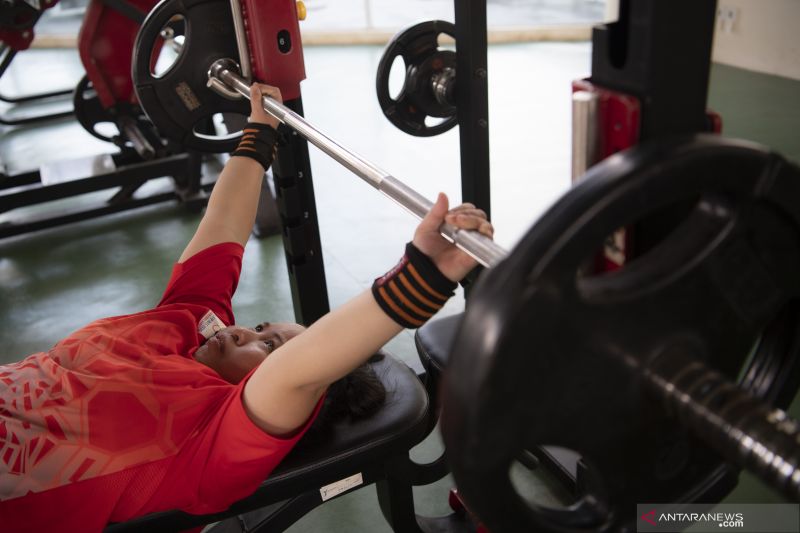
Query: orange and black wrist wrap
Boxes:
[
  {"xmin": 231, "ymin": 123, "xmax": 280, "ymax": 171},
  {"xmin": 372, "ymin": 242, "xmax": 457, "ymax": 329}
]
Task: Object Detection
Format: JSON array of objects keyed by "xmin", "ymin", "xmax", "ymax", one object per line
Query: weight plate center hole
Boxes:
[
  {"xmin": 437, "ymin": 31, "xmax": 456, "ymax": 51},
  {"xmin": 150, "ymin": 14, "xmax": 187, "ymax": 79},
  {"xmin": 192, "ymin": 112, "xmax": 247, "ymax": 142},
  {"xmin": 387, "ymin": 55, "xmax": 407, "ymax": 102}
]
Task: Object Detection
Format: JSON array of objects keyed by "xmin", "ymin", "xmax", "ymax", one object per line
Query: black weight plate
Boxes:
[
  {"xmin": 73, "ymin": 74, "xmax": 118, "ymax": 143},
  {"xmin": 376, "ymin": 20, "xmax": 457, "ymax": 137},
  {"xmin": 133, "ymin": 0, "xmax": 248, "ymax": 153},
  {"xmin": 441, "ymin": 135, "xmax": 800, "ymax": 532}
]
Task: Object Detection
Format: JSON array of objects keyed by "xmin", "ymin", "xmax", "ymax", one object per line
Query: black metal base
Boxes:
[{"xmin": 0, "ymin": 149, "xmax": 207, "ymax": 239}]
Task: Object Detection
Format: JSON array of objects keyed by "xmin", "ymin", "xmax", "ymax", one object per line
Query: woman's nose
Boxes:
[{"xmin": 229, "ymin": 326, "xmax": 250, "ymax": 345}]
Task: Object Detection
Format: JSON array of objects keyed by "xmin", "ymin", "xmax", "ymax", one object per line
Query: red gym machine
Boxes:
[{"xmin": 0, "ymin": 0, "xmax": 211, "ymax": 238}]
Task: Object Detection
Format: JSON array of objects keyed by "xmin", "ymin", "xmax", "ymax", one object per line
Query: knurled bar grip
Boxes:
[{"xmin": 208, "ymin": 59, "xmax": 508, "ymax": 268}]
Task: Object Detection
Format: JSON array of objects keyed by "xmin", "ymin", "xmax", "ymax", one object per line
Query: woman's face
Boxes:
[{"xmin": 194, "ymin": 321, "xmax": 306, "ymax": 383}]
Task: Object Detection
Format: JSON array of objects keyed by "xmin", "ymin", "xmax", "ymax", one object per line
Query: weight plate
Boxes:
[
  {"xmin": 442, "ymin": 135, "xmax": 800, "ymax": 532},
  {"xmin": 73, "ymin": 74, "xmax": 118, "ymax": 143},
  {"xmin": 376, "ymin": 20, "xmax": 458, "ymax": 137},
  {"xmin": 132, "ymin": 0, "xmax": 248, "ymax": 153}
]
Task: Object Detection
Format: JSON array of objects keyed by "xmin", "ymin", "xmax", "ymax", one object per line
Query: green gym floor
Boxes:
[{"xmin": 1, "ymin": 42, "xmax": 799, "ymax": 530}]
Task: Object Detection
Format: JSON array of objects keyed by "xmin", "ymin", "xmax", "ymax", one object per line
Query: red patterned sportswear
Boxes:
[{"xmin": 0, "ymin": 243, "xmax": 320, "ymax": 531}]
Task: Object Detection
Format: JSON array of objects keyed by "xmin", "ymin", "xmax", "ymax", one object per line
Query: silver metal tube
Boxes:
[
  {"xmin": 119, "ymin": 116, "xmax": 155, "ymax": 160},
  {"xmin": 432, "ymin": 67, "xmax": 456, "ymax": 109},
  {"xmin": 229, "ymin": 0, "xmax": 251, "ymax": 81},
  {"xmin": 571, "ymin": 90, "xmax": 600, "ymax": 183},
  {"xmin": 209, "ymin": 59, "xmax": 507, "ymax": 268}
]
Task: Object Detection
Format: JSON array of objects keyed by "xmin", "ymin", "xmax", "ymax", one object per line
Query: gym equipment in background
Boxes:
[
  {"xmin": 570, "ymin": 0, "xmax": 723, "ymax": 273},
  {"xmin": 132, "ymin": 0, "xmax": 248, "ymax": 153},
  {"xmin": 75, "ymin": 0, "xmax": 168, "ymax": 159},
  {"xmin": 134, "ymin": 0, "xmax": 328, "ymax": 324},
  {"xmin": 0, "ymin": 0, "xmax": 211, "ymax": 239},
  {"xmin": 132, "ymin": 0, "xmax": 307, "ymax": 153},
  {"xmin": 0, "ymin": 0, "xmax": 73, "ymax": 126},
  {"xmin": 376, "ymin": 20, "xmax": 458, "ymax": 137},
  {"xmin": 133, "ymin": 3, "xmax": 499, "ymax": 266}
]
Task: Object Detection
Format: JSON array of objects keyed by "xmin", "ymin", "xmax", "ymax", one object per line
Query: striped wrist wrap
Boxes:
[
  {"xmin": 372, "ymin": 242, "xmax": 457, "ymax": 329},
  {"xmin": 231, "ymin": 123, "xmax": 280, "ymax": 171}
]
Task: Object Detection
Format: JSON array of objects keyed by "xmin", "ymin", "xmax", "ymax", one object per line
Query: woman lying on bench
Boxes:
[{"xmin": 0, "ymin": 84, "xmax": 493, "ymax": 531}]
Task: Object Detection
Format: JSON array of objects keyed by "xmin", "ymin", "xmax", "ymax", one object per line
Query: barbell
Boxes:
[
  {"xmin": 207, "ymin": 59, "xmax": 506, "ymax": 269},
  {"xmin": 132, "ymin": 0, "xmax": 502, "ymax": 266}
]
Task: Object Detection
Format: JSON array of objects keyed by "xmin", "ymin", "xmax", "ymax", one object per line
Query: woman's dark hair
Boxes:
[{"xmin": 299, "ymin": 353, "xmax": 387, "ymax": 446}]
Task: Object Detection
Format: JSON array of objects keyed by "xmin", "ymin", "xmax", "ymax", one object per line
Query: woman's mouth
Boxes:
[{"xmin": 208, "ymin": 334, "xmax": 223, "ymax": 353}]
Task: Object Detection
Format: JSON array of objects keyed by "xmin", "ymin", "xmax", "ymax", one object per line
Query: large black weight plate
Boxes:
[
  {"xmin": 441, "ymin": 135, "xmax": 800, "ymax": 532},
  {"xmin": 376, "ymin": 20, "xmax": 457, "ymax": 137},
  {"xmin": 133, "ymin": 0, "xmax": 248, "ymax": 153}
]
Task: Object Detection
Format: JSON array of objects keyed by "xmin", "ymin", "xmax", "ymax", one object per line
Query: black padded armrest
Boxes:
[{"xmin": 414, "ymin": 313, "xmax": 463, "ymax": 376}]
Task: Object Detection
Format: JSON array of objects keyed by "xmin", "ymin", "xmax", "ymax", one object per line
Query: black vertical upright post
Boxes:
[
  {"xmin": 271, "ymin": 96, "xmax": 330, "ymax": 325},
  {"xmin": 589, "ymin": 0, "xmax": 718, "ymax": 253},
  {"xmin": 453, "ymin": 0, "xmax": 491, "ymax": 219},
  {"xmin": 590, "ymin": 0, "xmax": 718, "ymax": 140}
]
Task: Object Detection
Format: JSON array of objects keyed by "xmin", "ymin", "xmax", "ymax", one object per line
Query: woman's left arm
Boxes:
[{"xmin": 179, "ymin": 84, "xmax": 282, "ymax": 263}]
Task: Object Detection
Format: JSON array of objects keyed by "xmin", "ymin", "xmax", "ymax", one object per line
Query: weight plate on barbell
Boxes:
[
  {"xmin": 442, "ymin": 135, "xmax": 800, "ymax": 532},
  {"xmin": 132, "ymin": 0, "xmax": 248, "ymax": 153},
  {"xmin": 376, "ymin": 20, "xmax": 458, "ymax": 137}
]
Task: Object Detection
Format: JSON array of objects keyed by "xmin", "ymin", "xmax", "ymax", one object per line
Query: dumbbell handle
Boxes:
[{"xmin": 208, "ymin": 59, "xmax": 507, "ymax": 268}]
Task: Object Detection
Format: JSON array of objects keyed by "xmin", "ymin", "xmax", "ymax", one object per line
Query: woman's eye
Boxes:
[{"xmin": 255, "ymin": 324, "xmax": 263, "ymax": 332}]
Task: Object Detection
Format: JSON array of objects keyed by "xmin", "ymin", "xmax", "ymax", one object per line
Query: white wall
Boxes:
[
  {"xmin": 603, "ymin": 0, "xmax": 799, "ymax": 80},
  {"xmin": 604, "ymin": 0, "xmax": 620, "ymax": 22},
  {"xmin": 713, "ymin": 0, "xmax": 800, "ymax": 80}
]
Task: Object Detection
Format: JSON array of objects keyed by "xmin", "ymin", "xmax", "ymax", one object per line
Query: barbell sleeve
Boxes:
[
  {"xmin": 645, "ymin": 351, "xmax": 800, "ymax": 501},
  {"xmin": 208, "ymin": 59, "xmax": 508, "ymax": 268}
]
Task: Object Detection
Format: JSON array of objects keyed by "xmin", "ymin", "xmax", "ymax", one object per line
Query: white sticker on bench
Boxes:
[{"xmin": 319, "ymin": 473, "xmax": 364, "ymax": 502}]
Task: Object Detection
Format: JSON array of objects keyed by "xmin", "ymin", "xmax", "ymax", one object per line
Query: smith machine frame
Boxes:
[{"xmin": 280, "ymin": 0, "xmax": 491, "ymax": 326}]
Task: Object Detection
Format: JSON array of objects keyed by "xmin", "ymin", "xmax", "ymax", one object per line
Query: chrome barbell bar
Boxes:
[{"xmin": 208, "ymin": 59, "xmax": 508, "ymax": 268}]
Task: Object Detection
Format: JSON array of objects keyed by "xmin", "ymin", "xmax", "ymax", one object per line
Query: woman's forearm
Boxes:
[
  {"xmin": 266, "ymin": 290, "xmax": 402, "ymax": 389},
  {"xmin": 179, "ymin": 156, "xmax": 265, "ymax": 262}
]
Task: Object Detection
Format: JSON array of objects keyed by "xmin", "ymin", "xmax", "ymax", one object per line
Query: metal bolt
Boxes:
[
  {"xmin": 475, "ymin": 68, "xmax": 487, "ymax": 79},
  {"xmin": 478, "ymin": 119, "xmax": 488, "ymax": 128}
]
